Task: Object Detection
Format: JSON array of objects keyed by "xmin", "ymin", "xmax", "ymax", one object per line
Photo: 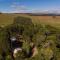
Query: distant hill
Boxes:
[{"xmin": 26, "ymin": 13, "xmax": 60, "ymax": 16}]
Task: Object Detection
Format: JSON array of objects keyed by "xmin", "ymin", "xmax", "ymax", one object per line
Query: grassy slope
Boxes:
[{"xmin": 0, "ymin": 13, "xmax": 60, "ymax": 27}]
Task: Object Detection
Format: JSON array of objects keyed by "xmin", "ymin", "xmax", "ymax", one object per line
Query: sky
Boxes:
[{"xmin": 0, "ymin": 0, "xmax": 60, "ymax": 13}]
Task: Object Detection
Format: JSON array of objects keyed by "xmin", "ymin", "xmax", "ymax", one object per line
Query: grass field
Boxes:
[
  {"xmin": 0, "ymin": 13, "xmax": 60, "ymax": 28},
  {"xmin": 0, "ymin": 13, "xmax": 60, "ymax": 60}
]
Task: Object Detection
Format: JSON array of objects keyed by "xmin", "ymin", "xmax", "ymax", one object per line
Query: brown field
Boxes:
[
  {"xmin": 0, "ymin": 13, "xmax": 60, "ymax": 28},
  {"xmin": 31, "ymin": 16, "xmax": 60, "ymax": 27}
]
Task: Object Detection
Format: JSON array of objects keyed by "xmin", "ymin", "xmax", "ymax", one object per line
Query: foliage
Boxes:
[{"xmin": 0, "ymin": 16, "xmax": 60, "ymax": 60}]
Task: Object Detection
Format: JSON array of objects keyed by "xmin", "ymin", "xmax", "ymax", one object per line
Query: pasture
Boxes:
[{"xmin": 0, "ymin": 13, "xmax": 60, "ymax": 28}]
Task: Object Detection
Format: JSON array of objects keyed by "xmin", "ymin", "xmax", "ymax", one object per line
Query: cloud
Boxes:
[
  {"xmin": 31, "ymin": 8, "xmax": 60, "ymax": 14},
  {"xmin": 2, "ymin": 1, "xmax": 31, "ymax": 13},
  {"xmin": 9, "ymin": 2, "xmax": 30, "ymax": 13}
]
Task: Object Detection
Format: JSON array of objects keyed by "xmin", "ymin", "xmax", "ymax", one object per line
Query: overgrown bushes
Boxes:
[{"xmin": 0, "ymin": 16, "xmax": 60, "ymax": 60}]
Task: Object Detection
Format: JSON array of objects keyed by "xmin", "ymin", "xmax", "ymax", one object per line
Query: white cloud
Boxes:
[
  {"xmin": 31, "ymin": 9, "xmax": 60, "ymax": 14},
  {"xmin": 8, "ymin": 2, "xmax": 30, "ymax": 13},
  {"xmin": 3, "ymin": 2, "xmax": 60, "ymax": 13}
]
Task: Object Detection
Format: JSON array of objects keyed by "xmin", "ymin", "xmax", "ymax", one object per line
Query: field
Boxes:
[
  {"xmin": 0, "ymin": 13, "xmax": 60, "ymax": 60},
  {"xmin": 31, "ymin": 16, "xmax": 60, "ymax": 27},
  {"xmin": 0, "ymin": 13, "xmax": 60, "ymax": 28}
]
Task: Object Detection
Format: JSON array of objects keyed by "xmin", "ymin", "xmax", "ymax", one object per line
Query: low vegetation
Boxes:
[{"xmin": 0, "ymin": 15, "xmax": 60, "ymax": 60}]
